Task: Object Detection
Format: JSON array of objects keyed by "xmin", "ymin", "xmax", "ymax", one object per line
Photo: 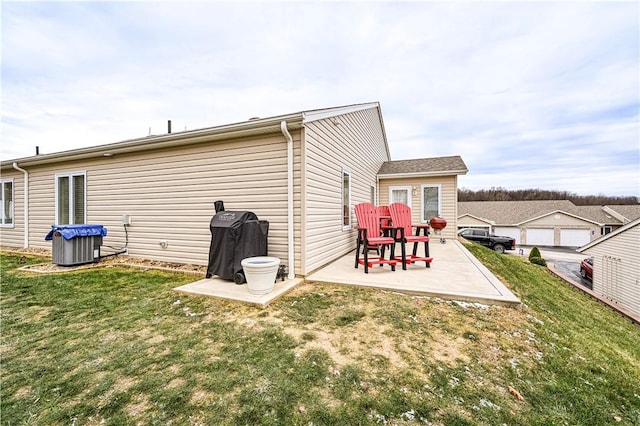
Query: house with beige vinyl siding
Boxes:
[
  {"xmin": 458, "ymin": 200, "xmax": 640, "ymax": 248},
  {"xmin": 377, "ymin": 156, "xmax": 468, "ymax": 240},
  {"xmin": 579, "ymin": 218, "xmax": 640, "ymax": 319},
  {"xmin": 0, "ymin": 102, "xmax": 466, "ymax": 277}
]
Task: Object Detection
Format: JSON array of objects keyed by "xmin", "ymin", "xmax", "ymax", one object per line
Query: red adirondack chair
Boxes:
[
  {"xmin": 389, "ymin": 203, "xmax": 433, "ymax": 269},
  {"xmin": 377, "ymin": 205, "xmax": 391, "ymax": 228},
  {"xmin": 354, "ymin": 203, "xmax": 397, "ymax": 273}
]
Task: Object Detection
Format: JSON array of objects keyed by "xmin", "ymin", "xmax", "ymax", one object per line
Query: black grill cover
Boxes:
[{"xmin": 206, "ymin": 210, "xmax": 269, "ymax": 281}]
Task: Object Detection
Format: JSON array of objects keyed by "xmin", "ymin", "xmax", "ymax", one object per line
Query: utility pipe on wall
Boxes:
[
  {"xmin": 280, "ymin": 121, "xmax": 295, "ymax": 280},
  {"xmin": 12, "ymin": 162, "xmax": 29, "ymax": 248}
]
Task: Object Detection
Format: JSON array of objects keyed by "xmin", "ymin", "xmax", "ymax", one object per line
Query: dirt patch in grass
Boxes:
[
  {"xmin": 190, "ymin": 389, "xmax": 216, "ymax": 405},
  {"xmin": 125, "ymin": 393, "xmax": 152, "ymax": 420},
  {"xmin": 428, "ymin": 333, "xmax": 471, "ymax": 366}
]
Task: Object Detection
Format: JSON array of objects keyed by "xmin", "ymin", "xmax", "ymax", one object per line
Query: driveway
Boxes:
[{"xmin": 508, "ymin": 246, "xmax": 592, "ymax": 289}]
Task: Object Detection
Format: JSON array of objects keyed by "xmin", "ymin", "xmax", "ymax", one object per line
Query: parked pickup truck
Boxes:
[{"xmin": 457, "ymin": 229, "xmax": 517, "ymax": 253}]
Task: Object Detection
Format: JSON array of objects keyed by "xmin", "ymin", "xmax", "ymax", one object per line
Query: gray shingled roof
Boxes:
[
  {"xmin": 378, "ymin": 156, "xmax": 468, "ymax": 176},
  {"xmin": 458, "ymin": 200, "xmax": 575, "ymax": 225},
  {"xmin": 605, "ymin": 205, "xmax": 640, "ymax": 222},
  {"xmin": 458, "ymin": 200, "xmax": 640, "ymax": 226}
]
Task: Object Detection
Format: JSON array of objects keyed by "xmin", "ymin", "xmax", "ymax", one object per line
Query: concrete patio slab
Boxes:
[
  {"xmin": 307, "ymin": 239, "xmax": 520, "ymax": 306},
  {"xmin": 174, "ymin": 276, "xmax": 304, "ymax": 308},
  {"xmin": 174, "ymin": 240, "xmax": 519, "ymax": 307}
]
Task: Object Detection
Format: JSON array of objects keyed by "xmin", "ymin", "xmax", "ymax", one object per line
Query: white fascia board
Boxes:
[
  {"xmin": 378, "ymin": 169, "xmax": 469, "ymax": 179},
  {"xmin": 302, "ymin": 102, "xmax": 380, "ymax": 123},
  {"xmin": 578, "ymin": 217, "xmax": 640, "ymax": 252}
]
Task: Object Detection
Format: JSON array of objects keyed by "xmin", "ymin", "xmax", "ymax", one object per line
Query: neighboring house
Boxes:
[
  {"xmin": 458, "ymin": 200, "xmax": 640, "ymax": 247},
  {"xmin": 0, "ymin": 102, "xmax": 466, "ymax": 277},
  {"xmin": 378, "ymin": 156, "xmax": 468, "ymax": 240},
  {"xmin": 578, "ymin": 218, "xmax": 640, "ymax": 319}
]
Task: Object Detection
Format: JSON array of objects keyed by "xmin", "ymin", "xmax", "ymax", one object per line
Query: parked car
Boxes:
[
  {"xmin": 457, "ymin": 228, "xmax": 516, "ymax": 254},
  {"xmin": 580, "ymin": 257, "xmax": 593, "ymax": 281}
]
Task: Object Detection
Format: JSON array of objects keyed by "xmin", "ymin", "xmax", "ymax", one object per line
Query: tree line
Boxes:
[{"xmin": 458, "ymin": 187, "xmax": 639, "ymax": 205}]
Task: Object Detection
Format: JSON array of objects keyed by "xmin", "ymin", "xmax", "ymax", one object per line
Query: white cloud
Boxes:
[{"xmin": 1, "ymin": 1, "xmax": 638, "ymax": 197}]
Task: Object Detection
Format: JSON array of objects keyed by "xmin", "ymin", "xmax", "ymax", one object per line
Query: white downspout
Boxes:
[
  {"xmin": 12, "ymin": 162, "xmax": 29, "ymax": 248},
  {"xmin": 280, "ymin": 121, "xmax": 295, "ymax": 280}
]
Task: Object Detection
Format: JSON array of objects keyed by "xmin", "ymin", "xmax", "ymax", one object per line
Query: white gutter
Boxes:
[
  {"xmin": 12, "ymin": 163, "xmax": 29, "ymax": 248},
  {"xmin": 280, "ymin": 121, "xmax": 295, "ymax": 280}
]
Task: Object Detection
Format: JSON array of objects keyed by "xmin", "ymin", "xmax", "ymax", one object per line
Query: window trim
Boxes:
[
  {"xmin": 420, "ymin": 184, "xmax": 442, "ymax": 223},
  {"xmin": 341, "ymin": 168, "xmax": 351, "ymax": 231},
  {"xmin": 1, "ymin": 179, "xmax": 14, "ymax": 228},
  {"xmin": 55, "ymin": 171, "xmax": 87, "ymax": 225},
  {"xmin": 389, "ymin": 186, "xmax": 412, "ymax": 208}
]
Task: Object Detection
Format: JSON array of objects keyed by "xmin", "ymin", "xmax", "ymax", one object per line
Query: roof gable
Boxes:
[
  {"xmin": 517, "ymin": 209, "xmax": 603, "ymax": 226},
  {"xmin": 457, "ymin": 200, "xmax": 577, "ymax": 225},
  {"xmin": 458, "ymin": 200, "xmax": 636, "ymax": 226},
  {"xmin": 603, "ymin": 205, "xmax": 640, "ymax": 223},
  {"xmin": 377, "ymin": 156, "xmax": 468, "ymax": 177}
]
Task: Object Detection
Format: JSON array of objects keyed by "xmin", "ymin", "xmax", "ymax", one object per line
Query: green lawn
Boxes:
[{"xmin": 1, "ymin": 246, "xmax": 639, "ymax": 425}]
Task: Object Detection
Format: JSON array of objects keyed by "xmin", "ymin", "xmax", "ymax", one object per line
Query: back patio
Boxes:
[{"xmin": 175, "ymin": 239, "xmax": 521, "ymax": 307}]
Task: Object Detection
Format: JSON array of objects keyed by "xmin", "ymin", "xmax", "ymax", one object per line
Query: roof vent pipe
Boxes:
[
  {"xmin": 36, "ymin": 146, "xmax": 40, "ymax": 155},
  {"xmin": 168, "ymin": 120, "xmax": 172, "ymax": 134}
]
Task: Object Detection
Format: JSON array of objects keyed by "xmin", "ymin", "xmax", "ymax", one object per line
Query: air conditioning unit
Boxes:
[{"xmin": 46, "ymin": 225, "xmax": 107, "ymax": 266}]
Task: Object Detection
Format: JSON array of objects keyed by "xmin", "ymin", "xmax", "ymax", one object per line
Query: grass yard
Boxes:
[{"xmin": 1, "ymin": 246, "xmax": 639, "ymax": 425}]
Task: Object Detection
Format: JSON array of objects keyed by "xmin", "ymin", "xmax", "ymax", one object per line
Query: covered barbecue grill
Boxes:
[{"xmin": 205, "ymin": 202, "xmax": 269, "ymax": 284}]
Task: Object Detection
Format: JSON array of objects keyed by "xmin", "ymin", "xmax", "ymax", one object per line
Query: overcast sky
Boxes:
[{"xmin": 2, "ymin": 1, "xmax": 639, "ymax": 197}]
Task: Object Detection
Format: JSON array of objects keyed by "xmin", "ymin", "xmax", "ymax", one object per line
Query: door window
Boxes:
[{"xmin": 421, "ymin": 184, "xmax": 441, "ymax": 222}]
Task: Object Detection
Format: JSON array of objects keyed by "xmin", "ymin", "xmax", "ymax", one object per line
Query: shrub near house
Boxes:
[{"xmin": 528, "ymin": 246, "xmax": 547, "ymax": 266}]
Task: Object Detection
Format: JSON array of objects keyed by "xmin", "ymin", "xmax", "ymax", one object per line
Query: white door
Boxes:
[
  {"xmin": 560, "ymin": 229, "xmax": 591, "ymax": 247},
  {"xmin": 494, "ymin": 227, "xmax": 520, "ymax": 244},
  {"xmin": 389, "ymin": 186, "xmax": 412, "ymax": 208},
  {"xmin": 526, "ymin": 228, "xmax": 554, "ymax": 246}
]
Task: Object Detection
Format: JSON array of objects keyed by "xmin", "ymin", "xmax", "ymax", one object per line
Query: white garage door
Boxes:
[
  {"xmin": 526, "ymin": 228, "xmax": 554, "ymax": 246},
  {"xmin": 494, "ymin": 227, "xmax": 520, "ymax": 244},
  {"xmin": 560, "ymin": 229, "xmax": 591, "ymax": 247}
]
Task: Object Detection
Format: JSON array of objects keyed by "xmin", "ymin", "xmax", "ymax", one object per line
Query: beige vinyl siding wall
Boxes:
[
  {"xmin": 584, "ymin": 224, "xmax": 640, "ymax": 318},
  {"xmin": 303, "ymin": 108, "xmax": 389, "ymax": 274},
  {"xmin": 14, "ymin": 132, "xmax": 300, "ymax": 271},
  {"xmin": 0, "ymin": 170, "xmax": 24, "ymax": 247},
  {"xmin": 379, "ymin": 175, "xmax": 458, "ymax": 239}
]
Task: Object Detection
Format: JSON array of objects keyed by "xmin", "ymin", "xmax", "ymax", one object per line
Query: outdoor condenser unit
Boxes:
[{"xmin": 45, "ymin": 224, "xmax": 107, "ymax": 266}]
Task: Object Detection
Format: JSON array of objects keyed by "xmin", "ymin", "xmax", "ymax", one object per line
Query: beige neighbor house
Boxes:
[
  {"xmin": 0, "ymin": 102, "xmax": 467, "ymax": 278},
  {"xmin": 578, "ymin": 218, "xmax": 640, "ymax": 319},
  {"xmin": 457, "ymin": 200, "xmax": 640, "ymax": 248}
]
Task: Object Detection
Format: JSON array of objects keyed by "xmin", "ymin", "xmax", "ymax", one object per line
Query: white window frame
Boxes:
[
  {"xmin": 1, "ymin": 179, "xmax": 14, "ymax": 228},
  {"xmin": 55, "ymin": 171, "xmax": 87, "ymax": 225},
  {"xmin": 389, "ymin": 186, "xmax": 412, "ymax": 208},
  {"xmin": 420, "ymin": 184, "xmax": 442, "ymax": 223}
]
